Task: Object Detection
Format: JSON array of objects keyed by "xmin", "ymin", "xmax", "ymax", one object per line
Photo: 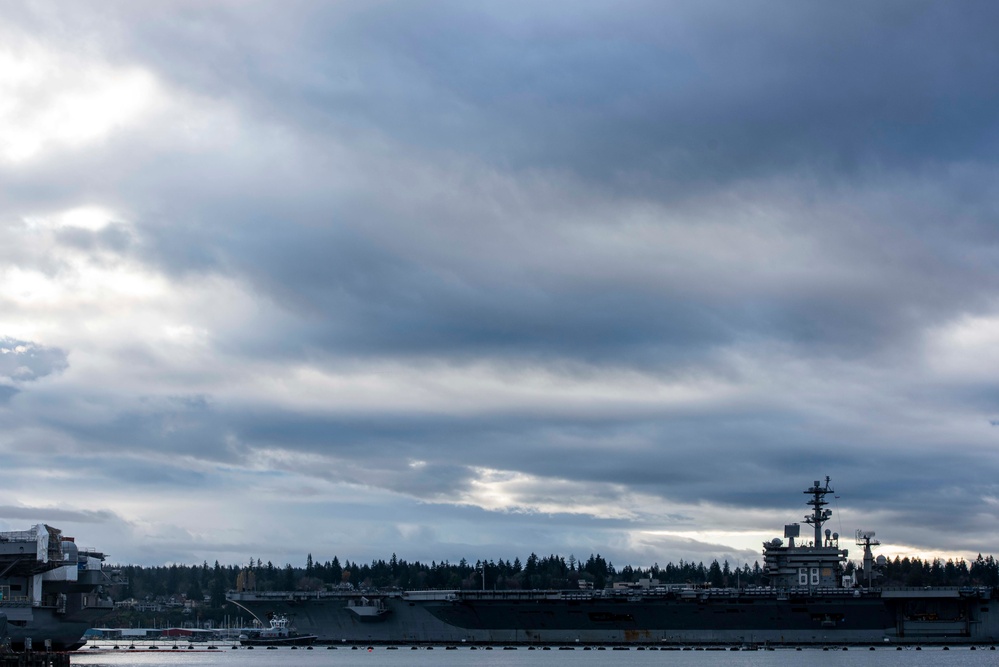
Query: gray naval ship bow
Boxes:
[{"xmin": 228, "ymin": 477, "xmax": 999, "ymax": 645}]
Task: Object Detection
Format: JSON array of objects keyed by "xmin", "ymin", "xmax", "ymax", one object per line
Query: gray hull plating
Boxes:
[
  {"xmin": 228, "ymin": 589, "xmax": 999, "ymax": 645},
  {"xmin": 5, "ymin": 607, "xmax": 105, "ymax": 651}
]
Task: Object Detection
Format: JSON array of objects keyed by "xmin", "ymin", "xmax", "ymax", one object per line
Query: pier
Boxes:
[
  {"xmin": 0, "ymin": 653, "xmax": 69, "ymax": 667},
  {"xmin": 0, "ymin": 638, "xmax": 69, "ymax": 667}
]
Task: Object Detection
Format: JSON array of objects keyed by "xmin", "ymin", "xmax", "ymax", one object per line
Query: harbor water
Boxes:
[{"xmin": 72, "ymin": 645, "xmax": 999, "ymax": 667}]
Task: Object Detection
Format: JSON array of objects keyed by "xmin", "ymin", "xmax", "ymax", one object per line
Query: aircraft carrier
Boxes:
[
  {"xmin": 0, "ymin": 523, "xmax": 119, "ymax": 650},
  {"xmin": 227, "ymin": 478, "xmax": 999, "ymax": 645}
]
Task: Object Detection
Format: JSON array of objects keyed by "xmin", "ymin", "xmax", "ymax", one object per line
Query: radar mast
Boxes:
[{"xmin": 803, "ymin": 477, "xmax": 833, "ymax": 546}]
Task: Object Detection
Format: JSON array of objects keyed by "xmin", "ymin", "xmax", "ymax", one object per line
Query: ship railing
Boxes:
[
  {"xmin": 401, "ymin": 590, "xmax": 460, "ymax": 601},
  {"xmin": 678, "ymin": 586, "xmax": 868, "ymax": 599},
  {"xmin": 397, "ymin": 588, "xmax": 461, "ymax": 592},
  {"xmin": 0, "ymin": 596, "xmax": 31, "ymax": 606},
  {"xmin": 741, "ymin": 587, "xmax": 779, "ymax": 596},
  {"xmin": 697, "ymin": 588, "xmax": 741, "ymax": 597},
  {"xmin": 599, "ymin": 589, "xmax": 686, "ymax": 600},
  {"xmin": 0, "ymin": 529, "xmax": 39, "ymax": 543},
  {"xmin": 601, "ymin": 587, "xmax": 672, "ymax": 597},
  {"xmin": 227, "ymin": 590, "xmax": 321, "ymax": 599},
  {"xmin": 958, "ymin": 586, "xmax": 988, "ymax": 597},
  {"xmin": 228, "ymin": 588, "xmax": 402, "ymax": 602},
  {"xmin": 879, "ymin": 586, "xmax": 989, "ymax": 598},
  {"xmin": 452, "ymin": 590, "xmax": 563, "ymax": 601},
  {"xmin": 779, "ymin": 586, "xmax": 872, "ymax": 597},
  {"xmin": 559, "ymin": 591, "xmax": 595, "ymax": 600}
]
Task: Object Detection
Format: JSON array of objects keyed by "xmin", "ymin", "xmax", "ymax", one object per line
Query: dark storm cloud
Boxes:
[
  {"xmin": 37, "ymin": 395, "xmax": 231, "ymax": 466},
  {"xmin": 350, "ymin": 2, "xmax": 999, "ymax": 181},
  {"xmin": 102, "ymin": 1, "xmax": 999, "ymax": 183},
  {"xmin": 0, "ymin": 505, "xmax": 118, "ymax": 524}
]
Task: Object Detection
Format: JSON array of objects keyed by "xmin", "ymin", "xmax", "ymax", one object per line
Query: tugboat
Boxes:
[{"xmin": 238, "ymin": 614, "xmax": 317, "ymax": 647}]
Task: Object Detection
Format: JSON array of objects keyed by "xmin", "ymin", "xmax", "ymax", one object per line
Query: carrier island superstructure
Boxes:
[
  {"xmin": 227, "ymin": 478, "xmax": 999, "ymax": 645},
  {"xmin": 0, "ymin": 524, "xmax": 118, "ymax": 650}
]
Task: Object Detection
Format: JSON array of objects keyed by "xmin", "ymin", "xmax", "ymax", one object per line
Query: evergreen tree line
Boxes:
[
  {"xmin": 881, "ymin": 553, "xmax": 999, "ymax": 588},
  {"xmin": 113, "ymin": 552, "xmax": 999, "ymax": 610}
]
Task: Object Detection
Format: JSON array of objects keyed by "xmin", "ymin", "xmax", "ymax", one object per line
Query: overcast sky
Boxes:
[{"xmin": 2, "ymin": 1, "xmax": 999, "ymax": 571}]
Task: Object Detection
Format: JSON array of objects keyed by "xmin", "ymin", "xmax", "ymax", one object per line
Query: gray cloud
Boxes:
[
  {"xmin": 0, "ymin": 338, "xmax": 68, "ymax": 382},
  {"xmin": 120, "ymin": 1, "xmax": 999, "ymax": 194},
  {"xmin": 0, "ymin": 505, "xmax": 118, "ymax": 524}
]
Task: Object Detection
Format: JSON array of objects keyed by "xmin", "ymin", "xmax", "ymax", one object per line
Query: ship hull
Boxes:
[
  {"xmin": 240, "ymin": 635, "xmax": 317, "ymax": 646},
  {"xmin": 228, "ymin": 589, "xmax": 999, "ymax": 645},
  {"xmin": 426, "ymin": 596, "xmax": 893, "ymax": 644},
  {"xmin": 4, "ymin": 607, "xmax": 108, "ymax": 651},
  {"xmin": 230, "ymin": 593, "xmax": 472, "ymax": 644}
]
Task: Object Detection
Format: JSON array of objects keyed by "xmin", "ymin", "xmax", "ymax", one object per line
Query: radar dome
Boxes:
[
  {"xmin": 876, "ymin": 555, "xmax": 887, "ymax": 565},
  {"xmin": 770, "ymin": 538, "xmax": 782, "ymax": 547}
]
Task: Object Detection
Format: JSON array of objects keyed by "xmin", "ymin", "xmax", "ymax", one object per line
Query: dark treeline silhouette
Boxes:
[
  {"xmin": 881, "ymin": 553, "xmax": 999, "ymax": 588},
  {"xmin": 113, "ymin": 552, "xmax": 999, "ymax": 611}
]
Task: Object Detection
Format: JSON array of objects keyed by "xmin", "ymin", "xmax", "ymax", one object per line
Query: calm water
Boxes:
[{"xmin": 71, "ymin": 644, "xmax": 999, "ymax": 667}]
